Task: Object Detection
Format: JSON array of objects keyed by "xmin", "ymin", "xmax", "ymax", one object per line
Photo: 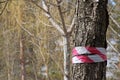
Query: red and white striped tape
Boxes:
[{"xmin": 72, "ymin": 47, "xmax": 107, "ymax": 63}]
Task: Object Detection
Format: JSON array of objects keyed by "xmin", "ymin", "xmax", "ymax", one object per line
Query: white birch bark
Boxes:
[
  {"xmin": 63, "ymin": 36, "xmax": 71, "ymax": 80},
  {"xmin": 32, "ymin": 0, "xmax": 75, "ymax": 80}
]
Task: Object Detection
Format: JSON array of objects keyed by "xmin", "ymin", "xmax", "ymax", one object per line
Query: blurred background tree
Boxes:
[
  {"xmin": 0, "ymin": 0, "xmax": 120, "ymax": 80},
  {"xmin": 107, "ymin": 0, "xmax": 120, "ymax": 80}
]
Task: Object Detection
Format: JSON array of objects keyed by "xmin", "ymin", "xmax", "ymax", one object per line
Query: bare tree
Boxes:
[{"xmin": 30, "ymin": 0, "xmax": 76, "ymax": 80}]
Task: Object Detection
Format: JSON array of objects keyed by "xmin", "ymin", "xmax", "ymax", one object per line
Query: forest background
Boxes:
[{"xmin": 0, "ymin": 0, "xmax": 120, "ymax": 80}]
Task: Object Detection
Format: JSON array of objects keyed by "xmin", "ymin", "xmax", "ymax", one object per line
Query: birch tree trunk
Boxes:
[
  {"xmin": 73, "ymin": 0, "xmax": 109, "ymax": 80},
  {"xmin": 63, "ymin": 36, "xmax": 71, "ymax": 80}
]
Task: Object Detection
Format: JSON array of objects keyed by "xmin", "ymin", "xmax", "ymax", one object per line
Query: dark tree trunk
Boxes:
[{"xmin": 72, "ymin": 0, "xmax": 109, "ymax": 80}]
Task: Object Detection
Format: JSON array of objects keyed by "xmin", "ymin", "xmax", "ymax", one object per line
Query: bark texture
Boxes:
[{"xmin": 72, "ymin": 0, "xmax": 109, "ymax": 80}]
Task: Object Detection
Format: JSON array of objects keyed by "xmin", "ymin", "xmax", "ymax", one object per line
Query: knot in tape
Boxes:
[{"xmin": 72, "ymin": 47, "xmax": 107, "ymax": 63}]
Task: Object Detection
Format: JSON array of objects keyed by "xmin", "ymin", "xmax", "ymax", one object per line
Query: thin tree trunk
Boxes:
[
  {"xmin": 31, "ymin": 55, "xmax": 38, "ymax": 80},
  {"xmin": 20, "ymin": 34, "xmax": 26, "ymax": 80},
  {"xmin": 7, "ymin": 57, "xmax": 11, "ymax": 80},
  {"xmin": 3, "ymin": 32, "xmax": 11, "ymax": 80},
  {"xmin": 6, "ymin": 42, "xmax": 11, "ymax": 80},
  {"xmin": 63, "ymin": 36, "xmax": 71, "ymax": 80},
  {"xmin": 73, "ymin": 0, "xmax": 109, "ymax": 80},
  {"xmin": 32, "ymin": 61, "xmax": 38, "ymax": 80}
]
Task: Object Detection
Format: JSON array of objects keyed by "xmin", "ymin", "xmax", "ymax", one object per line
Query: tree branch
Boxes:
[
  {"xmin": 67, "ymin": 15, "xmax": 76, "ymax": 34},
  {"xmin": 31, "ymin": 0, "xmax": 48, "ymax": 14},
  {"xmin": 16, "ymin": 18, "xmax": 34, "ymax": 37},
  {"xmin": 109, "ymin": 25, "xmax": 120, "ymax": 37},
  {"xmin": 0, "ymin": 1, "xmax": 6, "ymax": 3},
  {"xmin": 0, "ymin": 1, "xmax": 8, "ymax": 15},
  {"xmin": 15, "ymin": 17, "xmax": 42, "ymax": 42},
  {"xmin": 107, "ymin": 40, "xmax": 120, "ymax": 54},
  {"xmin": 56, "ymin": 0, "xmax": 67, "ymax": 35},
  {"xmin": 39, "ymin": 20, "xmax": 53, "ymax": 27},
  {"xmin": 110, "ymin": 15, "xmax": 120, "ymax": 29},
  {"xmin": 31, "ymin": 0, "xmax": 65, "ymax": 35}
]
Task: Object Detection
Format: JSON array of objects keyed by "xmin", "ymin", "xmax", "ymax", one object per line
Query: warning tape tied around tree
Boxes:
[{"xmin": 72, "ymin": 47, "xmax": 107, "ymax": 63}]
